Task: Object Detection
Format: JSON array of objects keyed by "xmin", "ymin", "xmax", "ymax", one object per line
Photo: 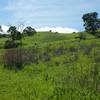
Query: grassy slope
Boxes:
[
  {"xmin": 22, "ymin": 32, "xmax": 79, "ymax": 47},
  {"xmin": 0, "ymin": 32, "xmax": 100, "ymax": 100}
]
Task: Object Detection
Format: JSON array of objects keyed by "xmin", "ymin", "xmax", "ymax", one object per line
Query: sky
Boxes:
[{"xmin": 0, "ymin": 0, "xmax": 100, "ymax": 33}]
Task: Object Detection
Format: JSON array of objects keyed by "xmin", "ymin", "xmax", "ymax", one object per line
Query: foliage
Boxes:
[
  {"xmin": 82, "ymin": 12, "xmax": 100, "ymax": 34},
  {"xmin": 23, "ymin": 26, "xmax": 36, "ymax": 36},
  {"xmin": 75, "ymin": 32, "xmax": 87, "ymax": 40},
  {"xmin": 7, "ymin": 26, "xmax": 22, "ymax": 40},
  {"xmin": 4, "ymin": 40, "xmax": 19, "ymax": 49}
]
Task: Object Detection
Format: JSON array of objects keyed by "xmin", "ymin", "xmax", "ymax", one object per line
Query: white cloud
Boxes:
[
  {"xmin": 1, "ymin": 25, "xmax": 9, "ymax": 34},
  {"xmin": 36, "ymin": 27, "xmax": 79, "ymax": 33},
  {"xmin": 1, "ymin": 25, "xmax": 78, "ymax": 34}
]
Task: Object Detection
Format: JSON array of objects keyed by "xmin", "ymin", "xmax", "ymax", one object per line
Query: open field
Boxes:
[{"xmin": 0, "ymin": 32, "xmax": 100, "ymax": 100}]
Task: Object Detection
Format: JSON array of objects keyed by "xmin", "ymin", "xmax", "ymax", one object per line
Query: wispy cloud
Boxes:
[
  {"xmin": 4, "ymin": 0, "xmax": 39, "ymax": 23},
  {"xmin": 36, "ymin": 27, "xmax": 79, "ymax": 33},
  {"xmin": 0, "ymin": 25, "xmax": 9, "ymax": 34},
  {"xmin": 3, "ymin": 0, "xmax": 79, "ymax": 24},
  {"xmin": 1, "ymin": 25, "xmax": 79, "ymax": 34},
  {"xmin": 4, "ymin": 0, "xmax": 64, "ymax": 22}
]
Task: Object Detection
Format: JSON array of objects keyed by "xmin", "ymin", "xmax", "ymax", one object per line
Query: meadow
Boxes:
[{"xmin": 0, "ymin": 31, "xmax": 100, "ymax": 100}]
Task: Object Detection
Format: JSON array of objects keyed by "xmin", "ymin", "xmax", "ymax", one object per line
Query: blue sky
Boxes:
[{"xmin": 0, "ymin": 0, "xmax": 100, "ymax": 31}]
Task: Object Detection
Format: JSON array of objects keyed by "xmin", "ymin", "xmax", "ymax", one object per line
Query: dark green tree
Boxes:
[
  {"xmin": 7, "ymin": 26, "xmax": 22, "ymax": 40},
  {"xmin": 82, "ymin": 12, "xmax": 100, "ymax": 34},
  {"xmin": 7, "ymin": 26, "xmax": 17, "ymax": 40},
  {"xmin": 23, "ymin": 26, "xmax": 36, "ymax": 36}
]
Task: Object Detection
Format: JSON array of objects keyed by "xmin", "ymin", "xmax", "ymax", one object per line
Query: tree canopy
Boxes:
[
  {"xmin": 82, "ymin": 12, "xmax": 100, "ymax": 34},
  {"xmin": 7, "ymin": 26, "xmax": 22, "ymax": 40},
  {"xmin": 23, "ymin": 26, "xmax": 36, "ymax": 36}
]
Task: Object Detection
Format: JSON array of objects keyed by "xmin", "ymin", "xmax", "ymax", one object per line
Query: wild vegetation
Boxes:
[{"xmin": 0, "ymin": 12, "xmax": 100, "ymax": 99}]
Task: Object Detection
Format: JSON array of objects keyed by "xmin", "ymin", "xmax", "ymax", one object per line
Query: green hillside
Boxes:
[{"xmin": 0, "ymin": 32, "xmax": 100, "ymax": 100}]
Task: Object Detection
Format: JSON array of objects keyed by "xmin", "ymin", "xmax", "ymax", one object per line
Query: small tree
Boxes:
[
  {"xmin": 7, "ymin": 26, "xmax": 17, "ymax": 40},
  {"xmin": 82, "ymin": 12, "xmax": 100, "ymax": 34},
  {"xmin": 49, "ymin": 30, "xmax": 52, "ymax": 32},
  {"xmin": 23, "ymin": 26, "xmax": 36, "ymax": 36},
  {"xmin": 7, "ymin": 26, "xmax": 22, "ymax": 41}
]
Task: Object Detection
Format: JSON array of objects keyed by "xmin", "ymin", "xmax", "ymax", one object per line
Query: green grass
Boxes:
[
  {"xmin": 0, "ymin": 31, "xmax": 100, "ymax": 99},
  {"xmin": 22, "ymin": 32, "xmax": 79, "ymax": 47}
]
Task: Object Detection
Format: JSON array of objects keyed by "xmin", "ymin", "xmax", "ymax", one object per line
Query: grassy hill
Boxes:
[{"xmin": 0, "ymin": 32, "xmax": 100, "ymax": 100}]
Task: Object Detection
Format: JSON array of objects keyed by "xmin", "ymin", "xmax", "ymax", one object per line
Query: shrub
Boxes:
[
  {"xmin": 54, "ymin": 47, "xmax": 64, "ymax": 56},
  {"xmin": 43, "ymin": 52, "xmax": 51, "ymax": 62},
  {"xmin": 4, "ymin": 40, "xmax": 18, "ymax": 49},
  {"xmin": 96, "ymin": 32, "xmax": 100, "ymax": 38},
  {"xmin": 3, "ymin": 48, "xmax": 23, "ymax": 70},
  {"xmin": 79, "ymin": 33, "xmax": 87, "ymax": 40},
  {"xmin": 75, "ymin": 33, "xmax": 86, "ymax": 40}
]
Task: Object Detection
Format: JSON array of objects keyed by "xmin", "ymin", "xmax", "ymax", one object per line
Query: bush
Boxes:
[
  {"xmin": 4, "ymin": 40, "xmax": 19, "ymax": 49},
  {"xmin": 75, "ymin": 33, "xmax": 86, "ymax": 40},
  {"xmin": 96, "ymin": 32, "xmax": 100, "ymax": 38},
  {"xmin": 3, "ymin": 48, "xmax": 23, "ymax": 70},
  {"xmin": 4, "ymin": 40, "xmax": 22, "ymax": 49},
  {"xmin": 21, "ymin": 46, "xmax": 41, "ymax": 65}
]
